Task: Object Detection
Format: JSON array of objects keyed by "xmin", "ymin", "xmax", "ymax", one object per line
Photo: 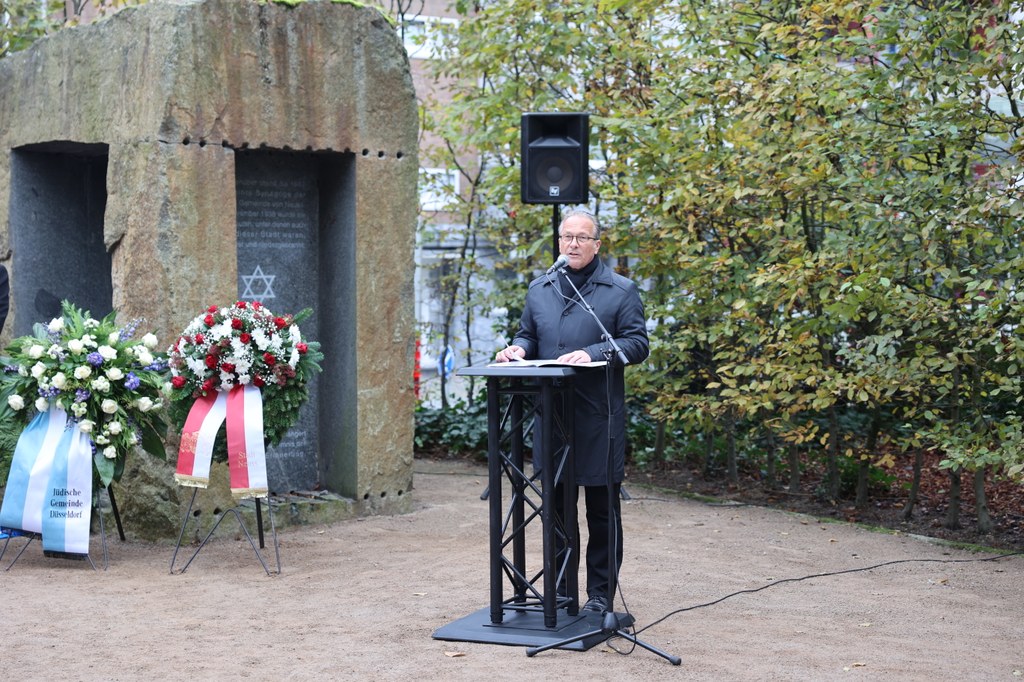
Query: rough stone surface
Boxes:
[{"xmin": 0, "ymin": 0, "xmax": 418, "ymax": 537}]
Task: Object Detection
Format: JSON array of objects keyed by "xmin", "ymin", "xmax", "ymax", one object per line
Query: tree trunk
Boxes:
[
  {"xmin": 944, "ymin": 363, "xmax": 962, "ymax": 530},
  {"xmin": 726, "ymin": 410, "xmax": 738, "ymax": 485},
  {"xmin": 788, "ymin": 442, "xmax": 800, "ymax": 493},
  {"xmin": 856, "ymin": 412, "xmax": 880, "ymax": 510},
  {"xmin": 702, "ymin": 428, "xmax": 714, "ymax": 477},
  {"xmin": 855, "ymin": 458, "xmax": 870, "ymax": 509},
  {"xmin": 944, "ymin": 468, "xmax": 962, "ymax": 530},
  {"xmin": 903, "ymin": 448, "xmax": 924, "ymax": 521},
  {"xmin": 974, "ymin": 467, "xmax": 993, "ymax": 534},
  {"xmin": 437, "ymin": 209, "xmax": 477, "ymax": 411},
  {"xmin": 826, "ymin": 405, "xmax": 841, "ymax": 500},
  {"xmin": 439, "ymin": 332, "xmax": 450, "ymax": 411},
  {"xmin": 969, "ymin": 366, "xmax": 992, "ymax": 534},
  {"xmin": 765, "ymin": 435, "xmax": 776, "ymax": 490},
  {"xmin": 462, "ymin": 280, "xmax": 476, "ymax": 406},
  {"xmin": 654, "ymin": 420, "xmax": 666, "ymax": 464}
]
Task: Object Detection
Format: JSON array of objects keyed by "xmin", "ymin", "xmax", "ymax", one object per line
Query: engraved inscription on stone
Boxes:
[
  {"xmin": 236, "ymin": 176, "xmax": 316, "ymax": 262},
  {"xmin": 236, "ymin": 155, "xmax": 321, "ymax": 492}
]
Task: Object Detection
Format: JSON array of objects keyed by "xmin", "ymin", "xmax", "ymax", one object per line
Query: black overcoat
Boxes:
[{"xmin": 512, "ymin": 259, "xmax": 649, "ymax": 485}]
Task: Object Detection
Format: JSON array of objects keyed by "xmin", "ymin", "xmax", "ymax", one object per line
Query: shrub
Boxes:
[{"xmin": 414, "ymin": 399, "xmax": 489, "ymax": 459}]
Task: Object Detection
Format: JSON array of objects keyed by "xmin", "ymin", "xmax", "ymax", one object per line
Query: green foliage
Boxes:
[
  {"xmin": 414, "ymin": 399, "xmax": 489, "ymax": 459},
  {"xmin": 828, "ymin": 452, "xmax": 898, "ymax": 501},
  {"xmin": 421, "ymin": 0, "xmax": 1024, "ymax": 512},
  {"xmin": 625, "ymin": 393, "xmax": 695, "ymax": 469},
  {"xmin": 0, "ymin": 0, "xmax": 64, "ymax": 58},
  {"xmin": 0, "ymin": 404, "xmax": 22, "ymax": 484}
]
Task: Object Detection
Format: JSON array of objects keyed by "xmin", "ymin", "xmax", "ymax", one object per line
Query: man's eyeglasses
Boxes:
[{"xmin": 558, "ymin": 234, "xmax": 599, "ymax": 245}]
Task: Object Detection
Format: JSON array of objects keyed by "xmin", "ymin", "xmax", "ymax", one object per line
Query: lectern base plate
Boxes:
[{"xmin": 432, "ymin": 606, "xmax": 635, "ymax": 651}]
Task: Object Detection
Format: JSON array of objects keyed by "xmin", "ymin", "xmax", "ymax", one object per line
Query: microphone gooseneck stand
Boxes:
[{"xmin": 526, "ymin": 266, "xmax": 680, "ymax": 665}]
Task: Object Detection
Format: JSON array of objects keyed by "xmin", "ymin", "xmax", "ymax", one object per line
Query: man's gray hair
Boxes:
[{"xmin": 560, "ymin": 208, "xmax": 601, "ymax": 238}]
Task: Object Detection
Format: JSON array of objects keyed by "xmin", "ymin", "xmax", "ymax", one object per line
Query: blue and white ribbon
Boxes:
[
  {"xmin": 0, "ymin": 406, "xmax": 94, "ymax": 558},
  {"xmin": 41, "ymin": 423, "xmax": 93, "ymax": 557},
  {"xmin": 0, "ymin": 407, "xmax": 70, "ymax": 534}
]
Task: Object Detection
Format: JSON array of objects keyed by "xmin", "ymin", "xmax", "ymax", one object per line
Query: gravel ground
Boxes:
[{"xmin": 1, "ymin": 457, "xmax": 1022, "ymax": 681}]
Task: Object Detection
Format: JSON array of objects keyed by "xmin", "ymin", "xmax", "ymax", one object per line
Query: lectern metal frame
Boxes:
[
  {"xmin": 480, "ymin": 364, "xmax": 578, "ymax": 627},
  {"xmin": 435, "ymin": 364, "xmax": 612, "ymax": 650}
]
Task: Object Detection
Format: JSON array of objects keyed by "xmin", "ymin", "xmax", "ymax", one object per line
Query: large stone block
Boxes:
[{"xmin": 0, "ymin": 0, "xmax": 418, "ymax": 539}]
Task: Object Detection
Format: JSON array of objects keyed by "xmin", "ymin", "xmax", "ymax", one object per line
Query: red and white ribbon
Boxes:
[
  {"xmin": 175, "ymin": 385, "xmax": 268, "ymax": 499},
  {"xmin": 225, "ymin": 384, "xmax": 268, "ymax": 499}
]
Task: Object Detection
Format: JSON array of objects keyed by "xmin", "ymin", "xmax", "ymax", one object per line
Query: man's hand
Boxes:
[
  {"xmin": 556, "ymin": 350, "xmax": 592, "ymax": 364},
  {"xmin": 495, "ymin": 345, "xmax": 526, "ymax": 363}
]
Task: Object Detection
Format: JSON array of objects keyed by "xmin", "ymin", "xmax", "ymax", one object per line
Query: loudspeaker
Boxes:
[{"xmin": 521, "ymin": 112, "xmax": 589, "ymax": 205}]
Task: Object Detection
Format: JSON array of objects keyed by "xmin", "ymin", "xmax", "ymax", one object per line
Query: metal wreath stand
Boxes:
[{"xmin": 169, "ymin": 484, "xmax": 281, "ymax": 576}]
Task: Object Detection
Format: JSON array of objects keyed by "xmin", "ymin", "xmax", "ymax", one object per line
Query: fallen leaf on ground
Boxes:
[{"xmin": 444, "ymin": 651, "xmax": 466, "ymax": 658}]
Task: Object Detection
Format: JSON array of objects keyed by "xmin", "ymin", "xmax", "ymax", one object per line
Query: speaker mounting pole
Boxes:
[{"xmin": 552, "ymin": 204, "xmax": 560, "ymax": 260}]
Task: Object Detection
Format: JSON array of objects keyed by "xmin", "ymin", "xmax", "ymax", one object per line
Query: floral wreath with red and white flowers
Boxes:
[{"xmin": 166, "ymin": 301, "xmax": 323, "ymax": 453}]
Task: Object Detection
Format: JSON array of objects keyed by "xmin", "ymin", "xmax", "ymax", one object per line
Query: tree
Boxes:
[
  {"xmin": 421, "ymin": 0, "xmax": 1024, "ymax": 528},
  {"xmin": 1, "ymin": 0, "xmax": 64, "ymax": 58}
]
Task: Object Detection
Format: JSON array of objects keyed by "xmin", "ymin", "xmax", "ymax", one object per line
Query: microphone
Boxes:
[{"xmin": 545, "ymin": 254, "xmax": 569, "ymax": 275}]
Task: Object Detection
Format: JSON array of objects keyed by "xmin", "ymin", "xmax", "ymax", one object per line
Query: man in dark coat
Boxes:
[{"xmin": 494, "ymin": 208, "xmax": 649, "ymax": 613}]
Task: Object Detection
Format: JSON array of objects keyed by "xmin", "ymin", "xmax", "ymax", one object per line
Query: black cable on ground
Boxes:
[
  {"xmin": 626, "ymin": 551, "xmax": 1023, "ymax": 642},
  {"xmin": 416, "ymin": 464, "xmax": 1023, "ymax": 658}
]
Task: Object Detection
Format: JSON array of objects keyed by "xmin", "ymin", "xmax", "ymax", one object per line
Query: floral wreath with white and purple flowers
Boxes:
[
  {"xmin": 166, "ymin": 301, "xmax": 323, "ymax": 456},
  {"xmin": 0, "ymin": 301, "xmax": 168, "ymax": 488}
]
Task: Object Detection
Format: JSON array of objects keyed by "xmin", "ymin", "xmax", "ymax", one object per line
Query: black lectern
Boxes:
[{"xmin": 433, "ymin": 363, "xmax": 620, "ymax": 650}]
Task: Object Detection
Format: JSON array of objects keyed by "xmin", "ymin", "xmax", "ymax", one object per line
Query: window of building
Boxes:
[
  {"xmin": 401, "ymin": 15, "xmax": 458, "ymax": 60},
  {"xmin": 420, "ymin": 167, "xmax": 459, "ymax": 212}
]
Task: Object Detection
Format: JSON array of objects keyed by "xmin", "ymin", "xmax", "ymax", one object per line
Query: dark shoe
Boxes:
[{"xmin": 582, "ymin": 595, "xmax": 608, "ymax": 613}]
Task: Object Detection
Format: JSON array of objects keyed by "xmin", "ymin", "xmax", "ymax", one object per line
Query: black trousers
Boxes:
[{"xmin": 555, "ymin": 481, "xmax": 623, "ymax": 602}]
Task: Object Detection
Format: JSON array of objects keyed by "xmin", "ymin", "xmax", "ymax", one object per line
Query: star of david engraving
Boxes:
[{"xmin": 241, "ymin": 265, "xmax": 276, "ymax": 300}]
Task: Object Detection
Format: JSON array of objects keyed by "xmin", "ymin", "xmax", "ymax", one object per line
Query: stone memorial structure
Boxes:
[{"xmin": 0, "ymin": 0, "xmax": 418, "ymax": 538}]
